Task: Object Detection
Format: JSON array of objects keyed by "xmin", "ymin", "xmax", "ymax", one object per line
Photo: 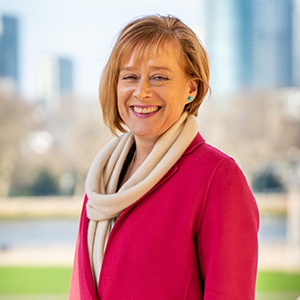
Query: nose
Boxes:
[{"xmin": 133, "ymin": 77, "xmax": 152, "ymax": 100}]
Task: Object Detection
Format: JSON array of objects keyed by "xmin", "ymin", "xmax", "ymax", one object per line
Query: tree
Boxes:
[
  {"xmin": 30, "ymin": 168, "xmax": 59, "ymax": 196},
  {"xmin": 0, "ymin": 92, "xmax": 34, "ymax": 196},
  {"xmin": 198, "ymin": 88, "xmax": 300, "ymax": 188}
]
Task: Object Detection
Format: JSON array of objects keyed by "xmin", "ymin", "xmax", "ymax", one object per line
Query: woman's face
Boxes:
[{"xmin": 117, "ymin": 43, "xmax": 197, "ymax": 142}]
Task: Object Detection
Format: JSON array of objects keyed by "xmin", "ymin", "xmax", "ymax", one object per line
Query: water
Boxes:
[
  {"xmin": 0, "ymin": 218, "xmax": 79, "ymax": 250},
  {"xmin": 258, "ymin": 213, "xmax": 287, "ymax": 243},
  {"xmin": 0, "ymin": 214, "xmax": 286, "ymax": 250}
]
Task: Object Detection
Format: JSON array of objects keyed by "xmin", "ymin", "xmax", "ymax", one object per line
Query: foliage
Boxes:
[
  {"xmin": 252, "ymin": 167, "xmax": 286, "ymax": 193},
  {"xmin": 199, "ymin": 89, "xmax": 300, "ymax": 186},
  {"xmin": 1, "ymin": 88, "xmax": 300, "ymax": 198},
  {"xmin": 0, "ymin": 90, "xmax": 112, "ymax": 197},
  {"xmin": 30, "ymin": 169, "xmax": 60, "ymax": 196},
  {"xmin": 0, "ymin": 92, "xmax": 34, "ymax": 196}
]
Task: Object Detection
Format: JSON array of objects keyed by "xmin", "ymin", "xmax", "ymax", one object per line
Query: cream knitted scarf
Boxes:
[{"xmin": 86, "ymin": 112, "xmax": 199, "ymax": 283}]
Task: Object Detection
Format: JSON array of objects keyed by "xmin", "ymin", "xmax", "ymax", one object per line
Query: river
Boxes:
[{"xmin": 0, "ymin": 213, "xmax": 286, "ymax": 251}]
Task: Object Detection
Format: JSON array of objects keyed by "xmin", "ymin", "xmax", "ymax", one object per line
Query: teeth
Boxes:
[{"xmin": 133, "ymin": 106, "xmax": 159, "ymax": 114}]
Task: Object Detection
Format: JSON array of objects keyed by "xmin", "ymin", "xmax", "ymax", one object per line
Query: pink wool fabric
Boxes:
[{"xmin": 69, "ymin": 133, "xmax": 259, "ymax": 300}]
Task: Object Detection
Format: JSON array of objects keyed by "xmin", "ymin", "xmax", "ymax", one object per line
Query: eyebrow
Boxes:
[
  {"xmin": 119, "ymin": 67, "xmax": 137, "ymax": 72},
  {"xmin": 119, "ymin": 66, "xmax": 173, "ymax": 73}
]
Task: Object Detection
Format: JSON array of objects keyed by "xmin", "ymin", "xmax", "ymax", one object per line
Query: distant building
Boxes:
[
  {"xmin": 37, "ymin": 56, "xmax": 73, "ymax": 113},
  {"xmin": 203, "ymin": 0, "xmax": 294, "ymax": 95},
  {"xmin": 252, "ymin": 0, "xmax": 293, "ymax": 89},
  {"xmin": 293, "ymin": 0, "xmax": 300, "ymax": 86},
  {"xmin": 203, "ymin": 0, "xmax": 254, "ymax": 95},
  {"xmin": 59, "ymin": 58, "xmax": 73, "ymax": 96},
  {"xmin": 0, "ymin": 14, "xmax": 19, "ymax": 92}
]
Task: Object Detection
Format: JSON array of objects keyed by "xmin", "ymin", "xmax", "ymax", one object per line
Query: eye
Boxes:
[
  {"xmin": 152, "ymin": 75, "xmax": 169, "ymax": 81},
  {"xmin": 122, "ymin": 74, "xmax": 138, "ymax": 81}
]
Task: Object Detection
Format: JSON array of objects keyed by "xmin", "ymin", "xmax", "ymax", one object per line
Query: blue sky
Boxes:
[{"xmin": 0, "ymin": 0, "xmax": 205, "ymax": 100}]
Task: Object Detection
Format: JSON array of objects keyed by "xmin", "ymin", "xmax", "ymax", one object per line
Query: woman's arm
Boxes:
[{"xmin": 197, "ymin": 158, "xmax": 259, "ymax": 300}]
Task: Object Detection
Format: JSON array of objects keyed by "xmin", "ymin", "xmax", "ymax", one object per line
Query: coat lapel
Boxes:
[
  {"xmin": 78, "ymin": 194, "xmax": 99, "ymax": 299},
  {"xmin": 121, "ymin": 133, "xmax": 206, "ymax": 211}
]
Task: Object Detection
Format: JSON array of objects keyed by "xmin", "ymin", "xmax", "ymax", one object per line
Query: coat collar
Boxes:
[
  {"xmin": 123, "ymin": 132, "xmax": 206, "ymax": 209},
  {"xmin": 182, "ymin": 132, "xmax": 205, "ymax": 156}
]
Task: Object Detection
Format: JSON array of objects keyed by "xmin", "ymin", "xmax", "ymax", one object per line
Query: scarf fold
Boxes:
[{"xmin": 85, "ymin": 112, "xmax": 199, "ymax": 284}]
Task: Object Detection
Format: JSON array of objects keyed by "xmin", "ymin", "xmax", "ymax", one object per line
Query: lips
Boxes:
[{"xmin": 130, "ymin": 105, "xmax": 161, "ymax": 115}]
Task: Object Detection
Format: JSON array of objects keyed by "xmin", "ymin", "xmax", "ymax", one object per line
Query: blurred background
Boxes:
[{"xmin": 0, "ymin": 0, "xmax": 300, "ymax": 299}]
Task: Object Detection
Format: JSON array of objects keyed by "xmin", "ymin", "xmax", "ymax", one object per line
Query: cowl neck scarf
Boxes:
[{"xmin": 85, "ymin": 112, "xmax": 199, "ymax": 283}]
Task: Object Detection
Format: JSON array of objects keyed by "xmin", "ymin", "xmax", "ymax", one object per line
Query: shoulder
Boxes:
[
  {"xmin": 180, "ymin": 133, "xmax": 253, "ymax": 196},
  {"xmin": 182, "ymin": 132, "xmax": 235, "ymax": 170}
]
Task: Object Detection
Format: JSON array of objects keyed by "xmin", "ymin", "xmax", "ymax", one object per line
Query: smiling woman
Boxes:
[
  {"xmin": 117, "ymin": 42, "xmax": 198, "ymax": 143},
  {"xmin": 69, "ymin": 15, "xmax": 259, "ymax": 300},
  {"xmin": 99, "ymin": 15, "xmax": 210, "ymax": 136}
]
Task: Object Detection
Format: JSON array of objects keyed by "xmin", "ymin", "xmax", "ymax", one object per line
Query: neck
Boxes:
[
  {"xmin": 133, "ymin": 134, "xmax": 159, "ymax": 167},
  {"xmin": 120, "ymin": 135, "xmax": 158, "ymax": 187}
]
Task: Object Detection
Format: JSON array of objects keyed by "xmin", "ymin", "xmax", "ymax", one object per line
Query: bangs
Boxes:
[{"xmin": 117, "ymin": 34, "xmax": 181, "ymax": 68}]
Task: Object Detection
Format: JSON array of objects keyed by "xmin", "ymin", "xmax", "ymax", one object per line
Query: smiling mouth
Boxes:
[{"xmin": 131, "ymin": 106, "xmax": 161, "ymax": 114}]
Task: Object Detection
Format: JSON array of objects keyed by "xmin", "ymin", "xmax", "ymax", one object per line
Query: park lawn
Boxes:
[
  {"xmin": 256, "ymin": 271, "xmax": 300, "ymax": 291},
  {"xmin": 0, "ymin": 267, "xmax": 72, "ymax": 294},
  {"xmin": 0, "ymin": 267, "xmax": 300, "ymax": 295}
]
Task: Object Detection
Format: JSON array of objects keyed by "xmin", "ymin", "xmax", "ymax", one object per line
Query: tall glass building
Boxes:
[
  {"xmin": 59, "ymin": 57, "xmax": 73, "ymax": 97},
  {"xmin": 293, "ymin": 0, "xmax": 300, "ymax": 86},
  {"xmin": 252, "ymin": 0, "xmax": 293, "ymax": 89},
  {"xmin": 37, "ymin": 56, "xmax": 73, "ymax": 113},
  {"xmin": 203, "ymin": 0, "xmax": 294, "ymax": 95},
  {"xmin": 0, "ymin": 14, "xmax": 19, "ymax": 91}
]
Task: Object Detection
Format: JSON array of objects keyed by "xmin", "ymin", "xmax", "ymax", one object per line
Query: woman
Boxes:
[{"xmin": 69, "ymin": 15, "xmax": 259, "ymax": 300}]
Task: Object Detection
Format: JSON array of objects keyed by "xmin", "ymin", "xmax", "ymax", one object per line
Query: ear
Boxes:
[{"xmin": 186, "ymin": 79, "xmax": 198, "ymax": 104}]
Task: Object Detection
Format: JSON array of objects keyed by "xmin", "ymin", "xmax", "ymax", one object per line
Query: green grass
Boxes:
[
  {"xmin": 256, "ymin": 271, "xmax": 300, "ymax": 291},
  {"xmin": 0, "ymin": 267, "xmax": 71, "ymax": 294},
  {"xmin": 256, "ymin": 291, "xmax": 300, "ymax": 300},
  {"xmin": 0, "ymin": 267, "xmax": 299, "ymax": 298}
]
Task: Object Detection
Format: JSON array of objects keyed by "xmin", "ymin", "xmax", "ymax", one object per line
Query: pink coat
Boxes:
[{"xmin": 69, "ymin": 133, "xmax": 259, "ymax": 300}]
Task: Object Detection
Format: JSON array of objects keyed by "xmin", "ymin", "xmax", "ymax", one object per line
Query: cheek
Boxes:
[
  {"xmin": 116, "ymin": 96, "xmax": 128, "ymax": 122},
  {"xmin": 117, "ymin": 86, "xmax": 130, "ymax": 103}
]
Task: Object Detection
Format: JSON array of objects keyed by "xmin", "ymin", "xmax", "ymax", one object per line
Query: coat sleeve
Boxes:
[
  {"xmin": 69, "ymin": 232, "xmax": 81, "ymax": 300},
  {"xmin": 197, "ymin": 158, "xmax": 259, "ymax": 300}
]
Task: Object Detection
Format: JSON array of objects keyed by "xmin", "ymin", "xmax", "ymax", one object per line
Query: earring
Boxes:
[{"xmin": 188, "ymin": 96, "xmax": 193, "ymax": 102}]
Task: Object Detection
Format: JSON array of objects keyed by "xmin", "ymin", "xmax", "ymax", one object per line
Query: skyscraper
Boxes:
[
  {"xmin": 293, "ymin": 0, "xmax": 300, "ymax": 86},
  {"xmin": 203, "ymin": 0, "xmax": 254, "ymax": 95},
  {"xmin": 252, "ymin": 0, "xmax": 293, "ymax": 89},
  {"xmin": 37, "ymin": 56, "xmax": 73, "ymax": 113},
  {"xmin": 59, "ymin": 57, "xmax": 73, "ymax": 97},
  {"xmin": 0, "ymin": 14, "xmax": 19, "ymax": 92},
  {"xmin": 203, "ymin": 0, "xmax": 294, "ymax": 95}
]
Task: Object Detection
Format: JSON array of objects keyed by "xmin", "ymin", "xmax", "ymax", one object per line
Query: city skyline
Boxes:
[
  {"xmin": 0, "ymin": 0, "xmax": 203, "ymax": 100},
  {"xmin": 1, "ymin": 0, "xmax": 299, "ymax": 101}
]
